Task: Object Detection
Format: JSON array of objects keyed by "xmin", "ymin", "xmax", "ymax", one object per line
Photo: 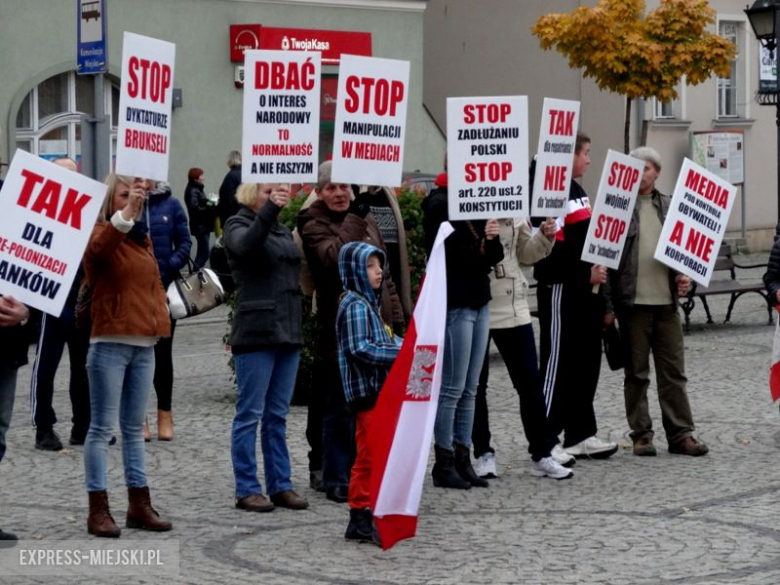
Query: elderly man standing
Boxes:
[{"xmin": 606, "ymin": 146, "xmax": 708, "ymax": 457}]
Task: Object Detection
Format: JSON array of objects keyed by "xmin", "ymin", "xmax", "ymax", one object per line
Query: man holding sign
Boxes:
[{"xmin": 605, "ymin": 147, "xmax": 708, "ymax": 457}]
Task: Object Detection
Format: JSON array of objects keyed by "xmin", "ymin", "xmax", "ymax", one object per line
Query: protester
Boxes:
[
  {"xmin": 298, "ymin": 161, "xmax": 404, "ymax": 503},
  {"xmin": 29, "ymin": 157, "xmax": 91, "ymax": 450},
  {"xmin": 534, "ymin": 132, "xmax": 618, "ymax": 459},
  {"xmin": 218, "ymin": 150, "xmax": 242, "ymax": 228},
  {"xmin": 472, "ymin": 216, "xmax": 574, "ymax": 480},
  {"xmin": 82, "ymin": 174, "xmax": 172, "ymax": 538},
  {"xmin": 605, "ymin": 147, "xmax": 708, "ymax": 457},
  {"xmin": 184, "ymin": 167, "xmax": 216, "ymax": 269},
  {"xmin": 422, "ymin": 172, "xmax": 503, "ymax": 489},
  {"xmin": 224, "ymin": 182, "xmax": 308, "ymax": 512},
  {"xmin": 143, "ymin": 180, "xmax": 191, "ymax": 441},
  {"xmin": 336, "ymin": 242, "xmax": 402, "ymax": 544}
]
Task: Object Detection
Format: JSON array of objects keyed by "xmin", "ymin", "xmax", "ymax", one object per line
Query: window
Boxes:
[
  {"xmin": 718, "ymin": 20, "xmax": 746, "ymax": 118},
  {"xmin": 654, "ymin": 98, "xmax": 676, "ymax": 119}
]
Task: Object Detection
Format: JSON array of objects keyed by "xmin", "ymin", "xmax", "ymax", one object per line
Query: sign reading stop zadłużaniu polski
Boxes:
[
  {"xmin": 0, "ymin": 150, "xmax": 105, "ymax": 316},
  {"xmin": 654, "ymin": 158, "xmax": 736, "ymax": 287},
  {"xmin": 447, "ymin": 96, "xmax": 528, "ymax": 221},
  {"xmin": 331, "ymin": 54, "xmax": 410, "ymax": 188},
  {"xmin": 580, "ymin": 150, "xmax": 644, "ymax": 269},
  {"xmin": 115, "ymin": 32, "xmax": 176, "ymax": 183},
  {"xmin": 242, "ymin": 50, "xmax": 321, "ymax": 183}
]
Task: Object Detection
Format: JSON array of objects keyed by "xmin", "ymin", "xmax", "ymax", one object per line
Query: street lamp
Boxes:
[{"xmin": 746, "ymin": 0, "xmax": 780, "ymax": 226}]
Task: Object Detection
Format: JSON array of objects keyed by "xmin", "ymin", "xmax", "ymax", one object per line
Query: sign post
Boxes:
[{"xmin": 76, "ymin": 0, "xmax": 107, "ymax": 75}]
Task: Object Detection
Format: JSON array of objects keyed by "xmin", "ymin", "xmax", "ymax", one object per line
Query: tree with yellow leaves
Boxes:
[{"xmin": 532, "ymin": 0, "xmax": 735, "ymax": 152}]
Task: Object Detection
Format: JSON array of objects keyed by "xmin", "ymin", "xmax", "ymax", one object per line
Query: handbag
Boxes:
[
  {"xmin": 603, "ymin": 321, "xmax": 624, "ymax": 371},
  {"xmin": 166, "ymin": 259, "xmax": 225, "ymax": 320}
]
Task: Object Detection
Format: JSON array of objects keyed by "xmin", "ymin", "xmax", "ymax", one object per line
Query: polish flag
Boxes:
[
  {"xmin": 367, "ymin": 222, "xmax": 453, "ymax": 550},
  {"xmin": 771, "ymin": 313, "xmax": 780, "ymax": 402}
]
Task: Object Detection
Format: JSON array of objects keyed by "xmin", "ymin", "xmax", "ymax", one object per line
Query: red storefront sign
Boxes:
[{"xmin": 230, "ymin": 24, "xmax": 262, "ymax": 62}]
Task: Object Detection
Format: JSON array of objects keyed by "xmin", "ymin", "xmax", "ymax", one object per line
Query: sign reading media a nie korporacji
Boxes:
[
  {"xmin": 114, "ymin": 32, "xmax": 176, "ymax": 182},
  {"xmin": 447, "ymin": 96, "xmax": 528, "ymax": 221},
  {"xmin": 580, "ymin": 150, "xmax": 644, "ymax": 269},
  {"xmin": 76, "ymin": 0, "xmax": 107, "ymax": 75},
  {"xmin": 331, "ymin": 54, "xmax": 410, "ymax": 188},
  {"xmin": 242, "ymin": 50, "xmax": 321, "ymax": 183},
  {"xmin": 0, "ymin": 150, "xmax": 105, "ymax": 316},
  {"xmin": 654, "ymin": 158, "xmax": 737, "ymax": 287}
]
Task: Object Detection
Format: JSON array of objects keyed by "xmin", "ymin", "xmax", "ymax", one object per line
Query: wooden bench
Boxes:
[{"xmin": 679, "ymin": 242, "xmax": 773, "ymax": 329}]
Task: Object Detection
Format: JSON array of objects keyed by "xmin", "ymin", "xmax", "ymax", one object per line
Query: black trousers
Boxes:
[
  {"xmin": 30, "ymin": 306, "xmax": 91, "ymax": 434},
  {"xmin": 472, "ymin": 324, "xmax": 557, "ymax": 461},
  {"xmin": 153, "ymin": 317, "xmax": 176, "ymax": 411}
]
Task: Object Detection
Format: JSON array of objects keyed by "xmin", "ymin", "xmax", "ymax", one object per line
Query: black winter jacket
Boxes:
[
  {"xmin": 764, "ymin": 237, "xmax": 780, "ymax": 303},
  {"xmin": 184, "ymin": 181, "xmax": 214, "ymax": 237}
]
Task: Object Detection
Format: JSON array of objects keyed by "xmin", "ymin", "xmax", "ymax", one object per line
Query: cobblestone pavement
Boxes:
[{"xmin": 2, "ymin": 255, "xmax": 780, "ymax": 584}]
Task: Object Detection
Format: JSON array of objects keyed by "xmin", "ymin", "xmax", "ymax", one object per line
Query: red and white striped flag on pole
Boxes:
[
  {"xmin": 771, "ymin": 312, "xmax": 780, "ymax": 402},
  {"xmin": 367, "ymin": 222, "xmax": 453, "ymax": 550}
]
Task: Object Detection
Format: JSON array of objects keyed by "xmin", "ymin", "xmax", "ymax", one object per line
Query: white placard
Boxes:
[
  {"xmin": 447, "ymin": 96, "xmax": 528, "ymax": 220},
  {"xmin": 531, "ymin": 98, "xmax": 580, "ymax": 217},
  {"xmin": 115, "ymin": 32, "xmax": 176, "ymax": 182},
  {"xmin": 654, "ymin": 158, "xmax": 737, "ymax": 287},
  {"xmin": 242, "ymin": 50, "xmax": 320, "ymax": 183},
  {"xmin": 581, "ymin": 150, "xmax": 644, "ymax": 269},
  {"xmin": 0, "ymin": 150, "xmax": 105, "ymax": 316},
  {"xmin": 331, "ymin": 54, "xmax": 410, "ymax": 187}
]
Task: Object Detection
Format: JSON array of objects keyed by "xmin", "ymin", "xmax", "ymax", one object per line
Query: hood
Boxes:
[
  {"xmin": 147, "ymin": 182, "xmax": 172, "ymax": 200},
  {"xmin": 338, "ymin": 241, "xmax": 385, "ymax": 307}
]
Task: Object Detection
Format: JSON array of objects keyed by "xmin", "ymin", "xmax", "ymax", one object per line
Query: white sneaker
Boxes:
[
  {"xmin": 529, "ymin": 456, "xmax": 574, "ymax": 480},
  {"xmin": 473, "ymin": 452, "xmax": 498, "ymax": 478},
  {"xmin": 564, "ymin": 436, "xmax": 619, "ymax": 459},
  {"xmin": 551, "ymin": 444, "xmax": 576, "ymax": 468}
]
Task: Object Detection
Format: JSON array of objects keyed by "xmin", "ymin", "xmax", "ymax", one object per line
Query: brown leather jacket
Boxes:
[{"xmin": 84, "ymin": 222, "xmax": 171, "ymax": 339}]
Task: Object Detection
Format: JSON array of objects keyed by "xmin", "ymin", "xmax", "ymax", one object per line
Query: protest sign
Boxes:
[
  {"xmin": 654, "ymin": 158, "xmax": 737, "ymax": 287},
  {"xmin": 115, "ymin": 32, "xmax": 175, "ymax": 182},
  {"xmin": 531, "ymin": 98, "xmax": 580, "ymax": 217},
  {"xmin": 581, "ymin": 150, "xmax": 643, "ymax": 269},
  {"xmin": 0, "ymin": 150, "xmax": 105, "ymax": 316},
  {"xmin": 242, "ymin": 50, "xmax": 320, "ymax": 183},
  {"xmin": 447, "ymin": 96, "xmax": 528, "ymax": 221},
  {"xmin": 331, "ymin": 54, "xmax": 409, "ymax": 187}
]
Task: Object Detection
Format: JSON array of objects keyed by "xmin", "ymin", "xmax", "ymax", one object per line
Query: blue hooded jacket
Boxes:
[{"xmin": 336, "ymin": 241, "xmax": 403, "ymax": 412}]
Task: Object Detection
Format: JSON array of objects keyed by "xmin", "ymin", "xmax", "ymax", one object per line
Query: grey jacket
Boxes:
[
  {"xmin": 224, "ymin": 202, "xmax": 302, "ymax": 349},
  {"xmin": 606, "ymin": 189, "xmax": 679, "ymax": 313}
]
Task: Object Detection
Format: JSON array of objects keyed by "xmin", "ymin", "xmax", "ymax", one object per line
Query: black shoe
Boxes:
[
  {"xmin": 69, "ymin": 428, "xmax": 88, "ymax": 446},
  {"xmin": 431, "ymin": 445, "xmax": 472, "ymax": 490},
  {"xmin": 454, "ymin": 443, "xmax": 489, "ymax": 488},
  {"xmin": 345, "ymin": 508, "xmax": 378, "ymax": 544},
  {"xmin": 35, "ymin": 429, "xmax": 63, "ymax": 451},
  {"xmin": 309, "ymin": 470, "xmax": 325, "ymax": 493},
  {"xmin": 326, "ymin": 485, "xmax": 349, "ymax": 503},
  {"xmin": 0, "ymin": 529, "xmax": 18, "ymax": 548}
]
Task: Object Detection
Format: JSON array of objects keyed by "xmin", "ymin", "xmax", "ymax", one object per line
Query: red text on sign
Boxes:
[
  {"xmin": 255, "ymin": 59, "xmax": 315, "ymax": 91},
  {"xmin": 127, "ymin": 57, "xmax": 171, "ymax": 104},
  {"xmin": 344, "ymin": 77, "xmax": 404, "ymax": 117},
  {"xmin": 669, "ymin": 220, "xmax": 714, "ymax": 262},
  {"xmin": 463, "ymin": 103, "xmax": 511, "ymax": 124},
  {"xmin": 684, "ymin": 169, "xmax": 729, "ymax": 210},
  {"xmin": 549, "ymin": 109, "xmax": 575, "ymax": 136},
  {"xmin": 464, "ymin": 162, "xmax": 512, "ymax": 183},
  {"xmin": 608, "ymin": 162, "xmax": 640, "ymax": 190},
  {"xmin": 594, "ymin": 215, "xmax": 626, "ymax": 243},
  {"xmin": 543, "ymin": 166, "xmax": 568, "ymax": 191},
  {"xmin": 16, "ymin": 169, "xmax": 92, "ymax": 230}
]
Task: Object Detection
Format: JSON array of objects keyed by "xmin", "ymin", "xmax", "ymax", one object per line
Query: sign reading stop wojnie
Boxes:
[
  {"xmin": 654, "ymin": 158, "xmax": 736, "ymax": 287},
  {"xmin": 331, "ymin": 54, "xmax": 410, "ymax": 187},
  {"xmin": 0, "ymin": 150, "xmax": 105, "ymax": 316},
  {"xmin": 447, "ymin": 96, "xmax": 528, "ymax": 221},
  {"xmin": 115, "ymin": 32, "xmax": 176, "ymax": 182},
  {"xmin": 581, "ymin": 150, "xmax": 643, "ymax": 269}
]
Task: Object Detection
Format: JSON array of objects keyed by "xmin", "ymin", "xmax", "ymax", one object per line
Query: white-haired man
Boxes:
[{"xmin": 605, "ymin": 147, "xmax": 708, "ymax": 457}]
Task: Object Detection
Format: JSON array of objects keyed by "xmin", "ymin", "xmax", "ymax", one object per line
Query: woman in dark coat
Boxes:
[{"xmin": 184, "ymin": 167, "xmax": 215, "ymax": 269}]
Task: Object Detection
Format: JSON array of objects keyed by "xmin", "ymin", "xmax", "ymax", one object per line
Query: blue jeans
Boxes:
[
  {"xmin": 434, "ymin": 305, "xmax": 490, "ymax": 450},
  {"xmin": 0, "ymin": 363, "xmax": 18, "ymax": 463},
  {"xmin": 232, "ymin": 346, "xmax": 300, "ymax": 498},
  {"xmin": 84, "ymin": 343, "xmax": 154, "ymax": 492}
]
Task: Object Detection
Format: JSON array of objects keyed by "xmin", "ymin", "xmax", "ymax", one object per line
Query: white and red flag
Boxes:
[
  {"xmin": 770, "ymin": 312, "xmax": 780, "ymax": 402},
  {"xmin": 367, "ymin": 222, "xmax": 453, "ymax": 550}
]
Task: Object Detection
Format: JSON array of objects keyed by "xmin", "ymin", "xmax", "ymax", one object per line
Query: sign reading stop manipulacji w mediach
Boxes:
[
  {"xmin": 115, "ymin": 32, "xmax": 175, "ymax": 182},
  {"xmin": 654, "ymin": 158, "xmax": 736, "ymax": 287},
  {"xmin": 447, "ymin": 96, "xmax": 528, "ymax": 221},
  {"xmin": 331, "ymin": 54, "xmax": 410, "ymax": 188},
  {"xmin": 241, "ymin": 50, "xmax": 321, "ymax": 184},
  {"xmin": 0, "ymin": 150, "xmax": 105, "ymax": 316},
  {"xmin": 580, "ymin": 150, "xmax": 644, "ymax": 270}
]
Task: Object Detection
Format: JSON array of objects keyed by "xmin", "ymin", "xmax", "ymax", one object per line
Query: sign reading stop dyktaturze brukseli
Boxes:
[{"xmin": 447, "ymin": 96, "xmax": 528, "ymax": 221}]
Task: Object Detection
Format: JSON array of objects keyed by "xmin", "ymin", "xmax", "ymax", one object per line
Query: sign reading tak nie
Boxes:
[
  {"xmin": 242, "ymin": 50, "xmax": 320, "ymax": 183},
  {"xmin": 581, "ymin": 150, "xmax": 644, "ymax": 269},
  {"xmin": 654, "ymin": 158, "xmax": 736, "ymax": 287},
  {"xmin": 0, "ymin": 150, "xmax": 105, "ymax": 316},
  {"xmin": 531, "ymin": 98, "xmax": 580, "ymax": 217},
  {"xmin": 331, "ymin": 54, "xmax": 410, "ymax": 187},
  {"xmin": 447, "ymin": 96, "xmax": 528, "ymax": 221},
  {"xmin": 115, "ymin": 32, "xmax": 175, "ymax": 182}
]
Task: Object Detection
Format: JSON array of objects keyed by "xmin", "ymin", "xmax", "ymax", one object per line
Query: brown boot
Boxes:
[
  {"xmin": 143, "ymin": 417, "xmax": 151, "ymax": 442},
  {"xmin": 126, "ymin": 487, "xmax": 172, "ymax": 531},
  {"xmin": 157, "ymin": 410, "xmax": 173, "ymax": 441},
  {"xmin": 87, "ymin": 491, "xmax": 121, "ymax": 538}
]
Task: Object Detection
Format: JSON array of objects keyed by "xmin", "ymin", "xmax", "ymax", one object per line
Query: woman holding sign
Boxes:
[{"xmin": 82, "ymin": 174, "xmax": 173, "ymax": 538}]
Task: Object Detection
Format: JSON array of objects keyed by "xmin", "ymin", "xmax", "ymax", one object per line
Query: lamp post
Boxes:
[{"xmin": 746, "ymin": 0, "xmax": 780, "ymax": 227}]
